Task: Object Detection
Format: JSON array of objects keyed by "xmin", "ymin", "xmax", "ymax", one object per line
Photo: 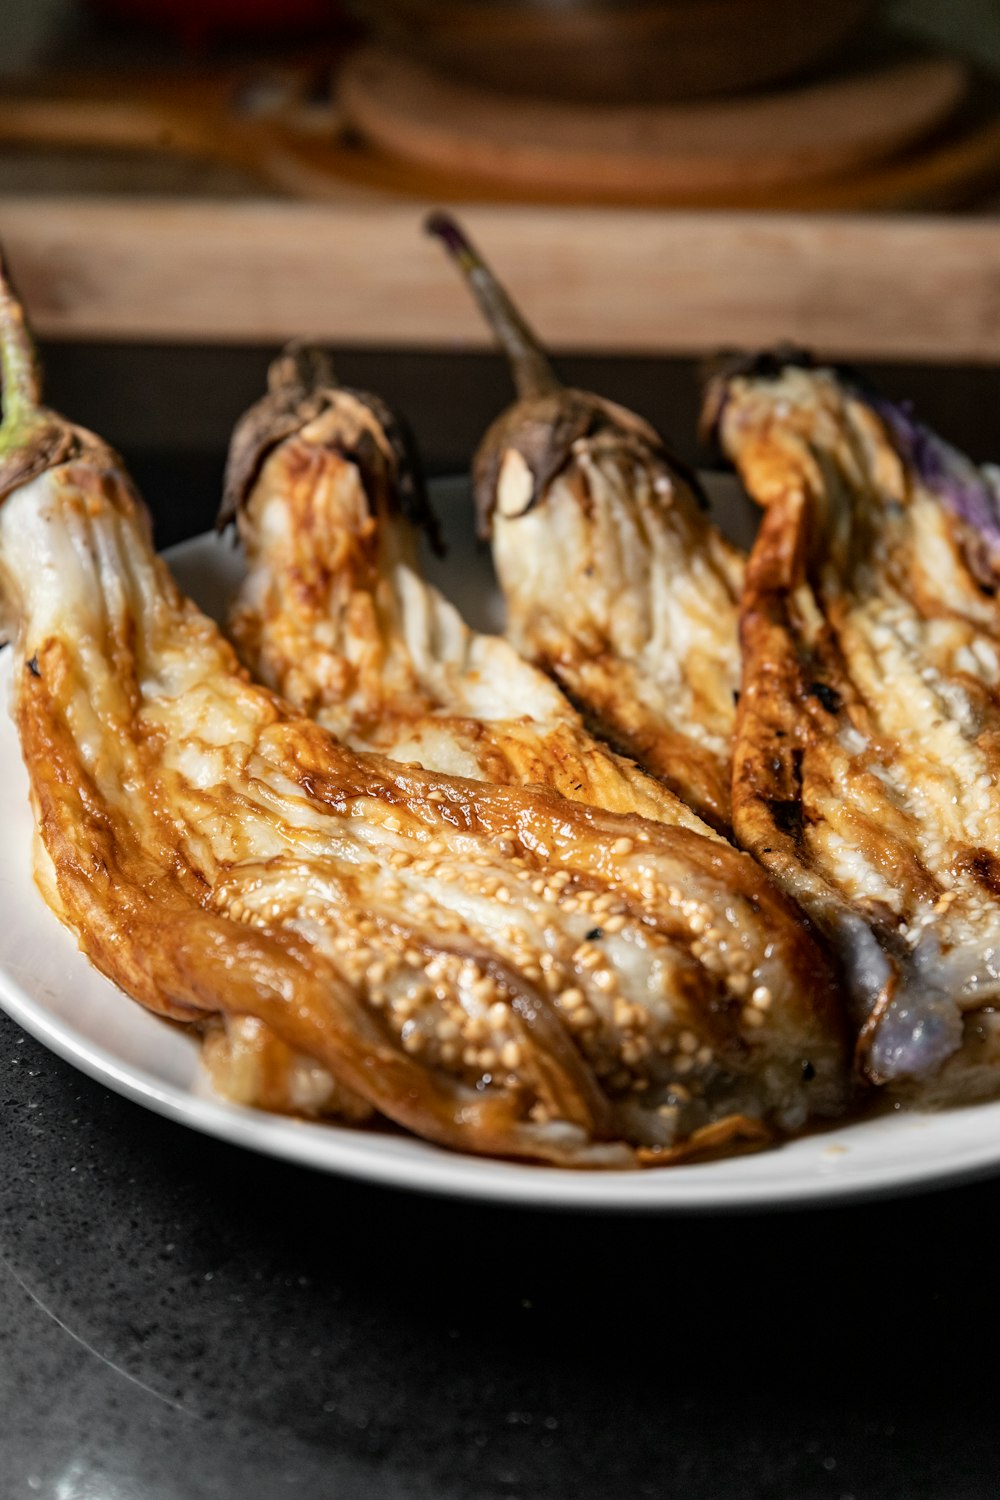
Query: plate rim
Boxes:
[{"xmin": 7, "ymin": 950, "xmax": 1000, "ymax": 1213}]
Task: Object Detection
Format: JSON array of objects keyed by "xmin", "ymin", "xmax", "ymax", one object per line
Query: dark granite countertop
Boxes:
[
  {"xmin": 2, "ymin": 1002, "xmax": 996, "ymax": 1500},
  {"xmin": 3, "ymin": 345, "xmax": 999, "ymax": 1500}
]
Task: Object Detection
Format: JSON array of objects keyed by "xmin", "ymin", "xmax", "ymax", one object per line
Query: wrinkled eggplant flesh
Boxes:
[
  {"xmin": 0, "ymin": 426, "xmax": 851, "ymax": 1163},
  {"xmin": 424, "ymin": 212, "xmax": 742, "ymax": 833},
  {"xmin": 225, "ymin": 363, "xmax": 714, "ymax": 837},
  {"xmin": 221, "ymin": 355, "xmax": 748, "ymax": 1117},
  {"xmin": 486, "ymin": 415, "xmax": 744, "ymax": 832},
  {"xmin": 711, "ymin": 357, "xmax": 1000, "ymax": 1100}
]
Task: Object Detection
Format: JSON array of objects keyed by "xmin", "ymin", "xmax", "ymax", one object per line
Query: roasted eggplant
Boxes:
[
  {"xmin": 706, "ymin": 350, "xmax": 1000, "ymax": 1102},
  {"xmin": 220, "ymin": 343, "xmax": 711, "ymax": 833},
  {"xmin": 427, "ymin": 212, "xmax": 743, "ymax": 832}
]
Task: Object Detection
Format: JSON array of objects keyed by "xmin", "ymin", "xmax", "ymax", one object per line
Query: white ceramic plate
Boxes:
[{"xmin": 3, "ymin": 480, "xmax": 1000, "ymax": 1211}]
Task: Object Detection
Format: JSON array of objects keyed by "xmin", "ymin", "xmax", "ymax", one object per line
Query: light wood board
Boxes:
[{"xmin": 2, "ymin": 197, "xmax": 999, "ymax": 362}]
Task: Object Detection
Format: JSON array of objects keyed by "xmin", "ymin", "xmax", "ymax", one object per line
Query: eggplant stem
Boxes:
[
  {"xmin": 425, "ymin": 212, "xmax": 559, "ymax": 402},
  {"xmin": 268, "ymin": 340, "xmax": 336, "ymax": 399},
  {"xmin": 0, "ymin": 248, "xmax": 44, "ymax": 445}
]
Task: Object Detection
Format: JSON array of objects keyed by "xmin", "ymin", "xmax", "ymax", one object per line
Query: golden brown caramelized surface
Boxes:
[
  {"xmin": 2, "ymin": 441, "xmax": 847, "ymax": 1165},
  {"xmin": 221, "ymin": 351, "xmax": 755, "ymax": 1120},
  {"xmin": 225, "ymin": 364, "xmax": 712, "ymax": 835},
  {"xmin": 710, "ymin": 356, "xmax": 1000, "ymax": 1099}
]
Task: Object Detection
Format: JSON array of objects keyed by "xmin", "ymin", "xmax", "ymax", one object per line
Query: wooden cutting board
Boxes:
[
  {"xmin": 1, "ymin": 47, "xmax": 997, "ymax": 212},
  {"xmin": 266, "ymin": 109, "xmax": 1000, "ymax": 212},
  {"xmin": 331, "ymin": 44, "xmax": 969, "ymax": 198}
]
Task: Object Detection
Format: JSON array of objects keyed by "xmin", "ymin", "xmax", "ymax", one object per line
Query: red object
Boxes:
[{"xmin": 89, "ymin": 0, "xmax": 335, "ymax": 50}]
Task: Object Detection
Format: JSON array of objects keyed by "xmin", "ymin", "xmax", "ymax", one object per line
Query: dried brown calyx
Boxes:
[
  {"xmin": 425, "ymin": 211, "xmax": 707, "ymax": 538},
  {"xmin": 698, "ymin": 344, "xmax": 817, "ymax": 456},
  {"xmin": 218, "ymin": 340, "xmax": 442, "ymax": 554}
]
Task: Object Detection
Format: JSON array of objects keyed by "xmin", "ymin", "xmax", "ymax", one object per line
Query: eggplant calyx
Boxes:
[
  {"xmin": 473, "ymin": 388, "xmax": 706, "ymax": 538},
  {"xmin": 219, "ymin": 341, "xmax": 441, "ymax": 554},
  {"xmin": 426, "ymin": 212, "xmax": 706, "ymax": 532},
  {"xmin": 698, "ymin": 344, "xmax": 817, "ymax": 459}
]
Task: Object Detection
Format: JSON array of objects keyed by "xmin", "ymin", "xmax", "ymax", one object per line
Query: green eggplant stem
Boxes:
[
  {"xmin": 0, "ymin": 249, "xmax": 44, "ymax": 453},
  {"xmin": 425, "ymin": 212, "xmax": 560, "ymax": 403}
]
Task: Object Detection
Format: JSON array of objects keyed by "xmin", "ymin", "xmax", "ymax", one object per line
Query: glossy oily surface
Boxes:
[
  {"xmin": 3, "ymin": 481, "xmax": 1000, "ymax": 1209},
  {"xmin": 0, "ymin": 450, "xmax": 843, "ymax": 1166},
  {"xmin": 713, "ymin": 359, "xmax": 1000, "ymax": 1101}
]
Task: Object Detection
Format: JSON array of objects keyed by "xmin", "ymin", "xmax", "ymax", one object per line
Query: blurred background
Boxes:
[
  {"xmin": 6, "ymin": 1, "xmax": 1000, "ymax": 87},
  {"xmin": 0, "ymin": 0, "xmax": 998, "ymax": 538},
  {"xmin": 3, "ymin": 0, "xmax": 999, "ymax": 205}
]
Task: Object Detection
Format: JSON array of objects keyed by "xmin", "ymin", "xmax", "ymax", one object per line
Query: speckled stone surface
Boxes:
[
  {"xmin": 4, "ymin": 351, "xmax": 1000, "ymax": 1500},
  {"xmin": 2, "ymin": 1004, "xmax": 999, "ymax": 1500}
]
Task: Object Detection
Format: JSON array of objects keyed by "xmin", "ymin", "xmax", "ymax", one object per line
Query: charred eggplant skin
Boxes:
[{"xmin": 706, "ymin": 350, "xmax": 1000, "ymax": 1098}]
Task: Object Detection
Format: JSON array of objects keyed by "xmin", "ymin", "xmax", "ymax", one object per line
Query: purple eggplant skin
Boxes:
[{"xmin": 870, "ymin": 395, "xmax": 1000, "ymax": 586}]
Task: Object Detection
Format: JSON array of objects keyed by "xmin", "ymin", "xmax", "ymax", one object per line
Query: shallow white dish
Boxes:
[{"xmin": 2, "ymin": 482, "xmax": 1000, "ymax": 1211}]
